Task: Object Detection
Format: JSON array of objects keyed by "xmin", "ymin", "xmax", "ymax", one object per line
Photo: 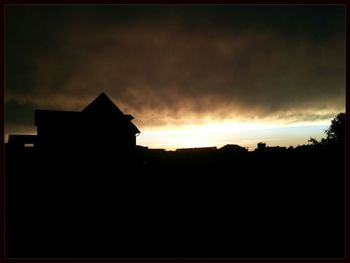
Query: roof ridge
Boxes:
[{"xmin": 82, "ymin": 93, "xmax": 125, "ymax": 115}]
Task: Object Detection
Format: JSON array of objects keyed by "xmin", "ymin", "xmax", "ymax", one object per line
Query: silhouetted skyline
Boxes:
[
  {"xmin": 5, "ymin": 4, "xmax": 345, "ymax": 149},
  {"xmin": 5, "ymin": 93, "xmax": 345, "ymax": 258}
]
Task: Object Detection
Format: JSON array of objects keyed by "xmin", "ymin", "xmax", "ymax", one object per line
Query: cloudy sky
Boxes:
[{"xmin": 5, "ymin": 4, "xmax": 345, "ymax": 150}]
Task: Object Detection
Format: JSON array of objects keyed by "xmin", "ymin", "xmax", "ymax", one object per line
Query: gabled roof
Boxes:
[
  {"xmin": 82, "ymin": 93, "xmax": 140, "ymax": 134},
  {"xmin": 34, "ymin": 93, "xmax": 141, "ymax": 134},
  {"xmin": 82, "ymin": 92, "xmax": 124, "ymax": 116}
]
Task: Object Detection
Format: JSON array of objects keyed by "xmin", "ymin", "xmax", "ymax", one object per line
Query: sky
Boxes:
[{"xmin": 5, "ymin": 4, "xmax": 345, "ymax": 150}]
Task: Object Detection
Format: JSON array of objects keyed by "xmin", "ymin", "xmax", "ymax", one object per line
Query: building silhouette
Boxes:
[
  {"xmin": 8, "ymin": 92, "xmax": 140, "ymax": 154},
  {"xmin": 6, "ymin": 93, "xmax": 147, "ymax": 257}
]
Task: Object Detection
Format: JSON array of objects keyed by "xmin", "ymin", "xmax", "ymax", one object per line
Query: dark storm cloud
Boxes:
[
  {"xmin": 5, "ymin": 100, "xmax": 35, "ymax": 126},
  {"xmin": 5, "ymin": 4, "xmax": 345, "ymax": 132},
  {"xmin": 4, "ymin": 100, "xmax": 37, "ymax": 137}
]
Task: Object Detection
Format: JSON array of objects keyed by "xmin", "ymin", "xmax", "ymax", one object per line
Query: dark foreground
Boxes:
[{"xmin": 5, "ymin": 144, "xmax": 345, "ymax": 258}]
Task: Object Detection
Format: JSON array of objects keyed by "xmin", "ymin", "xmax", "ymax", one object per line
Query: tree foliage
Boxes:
[
  {"xmin": 325, "ymin": 113, "xmax": 345, "ymax": 143},
  {"xmin": 308, "ymin": 113, "xmax": 345, "ymax": 146}
]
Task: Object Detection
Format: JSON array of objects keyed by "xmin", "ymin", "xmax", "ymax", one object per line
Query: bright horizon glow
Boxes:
[
  {"xmin": 4, "ymin": 119, "xmax": 332, "ymax": 151},
  {"xmin": 137, "ymin": 120, "xmax": 331, "ymax": 151}
]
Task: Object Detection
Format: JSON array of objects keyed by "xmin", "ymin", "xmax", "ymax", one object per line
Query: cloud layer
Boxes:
[{"xmin": 5, "ymin": 5, "xmax": 345, "ymax": 137}]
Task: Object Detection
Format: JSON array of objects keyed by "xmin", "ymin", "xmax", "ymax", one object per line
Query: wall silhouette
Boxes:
[{"xmin": 5, "ymin": 93, "xmax": 345, "ymax": 258}]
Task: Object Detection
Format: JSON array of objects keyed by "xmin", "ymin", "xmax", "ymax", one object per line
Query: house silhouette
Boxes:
[
  {"xmin": 7, "ymin": 92, "xmax": 141, "ymax": 168},
  {"xmin": 6, "ymin": 93, "xmax": 146, "ymax": 258},
  {"xmin": 34, "ymin": 92, "xmax": 140, "ymax": 155}
]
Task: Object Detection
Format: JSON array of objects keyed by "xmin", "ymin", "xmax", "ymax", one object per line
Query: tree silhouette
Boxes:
[
  {"xmin": 309, "ymin": 113, "xmax": 345, "ymax": 146},
  {"xmin": 325, "ymin": 113, "xmax": 345, "ymax": 144}
]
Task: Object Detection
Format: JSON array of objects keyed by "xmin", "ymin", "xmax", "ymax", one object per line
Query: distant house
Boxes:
[
  {"xmin": 255, "ymin": 142, "xmax": 286, "ymax": 153},
  {"xmin": 257, "ymin": 142, "xmax": 267, "ymax": 151},
  {"xmin": 176, "ymin": 147, "xmax": 217, "ymax": 153},
  {"xmin": 265, "ymin": 146, "xmax": 287, "ymax": 152},
  {"xmin": 220, "ymin": 144, "xmax": 248, "ymax": 153}
]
